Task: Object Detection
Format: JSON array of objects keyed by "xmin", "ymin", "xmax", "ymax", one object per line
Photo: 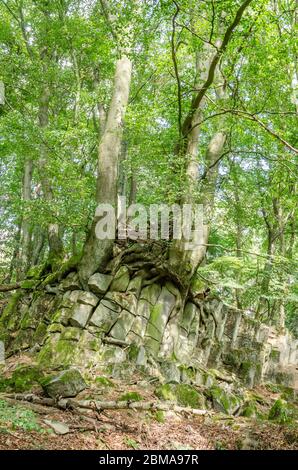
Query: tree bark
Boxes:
[
  {"xmin": 38, "ymin": 83, "xmax": 64, "ymax": 262},
  {"xmin": 19, "ymin": 157, "xmax": 33, "ymax": 277},
  {"xmin": 170, "ymin": 44, "xmax": 226, "ymax": 278},
  {"xmin": 79, "ymin": 56, "xmax": 132, "ymax": 285}
]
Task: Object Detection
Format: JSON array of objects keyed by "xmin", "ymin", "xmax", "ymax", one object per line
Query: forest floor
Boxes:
[{"xmin": 0, "ymin": 355, "xmax": 297, "ymax": 450}]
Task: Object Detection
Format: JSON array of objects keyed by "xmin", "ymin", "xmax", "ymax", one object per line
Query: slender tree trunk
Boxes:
[
  {"xmin": 38, "ymin": 83, "xmax": 64, "ymax": 262},
  {"xmin": 19, "ymin": 157, "xmax": 33, "ymax": 277},
  {"xmin": 256, "ymin": 227, "xmax": 274, "ymax": 321},
  {"xmin": 7, "ymin": 223, "xmax": 22, "ymax": 283},
  {"xmin": 170, "ymin": 45, "xmax": 226, "ymax": 278},
  {"xmin": 118, "ymin": 139, "xmax": 128, "ymax": 197},
  {"xmin": 129, "ymin": 171, "xmax": 137, "ymax": 205},
  {"xmin": 31, "ymin": 228, "xmax": 46, "ymax": 266}
]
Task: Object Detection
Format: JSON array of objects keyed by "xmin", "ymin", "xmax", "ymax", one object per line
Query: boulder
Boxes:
[
  {"xmin": 69, "ymin": 303, "xmax": 93, "ymax": 328},
  {"xmin": 127, "ymin": 316, "xmax": 148, "ymax": 343},
  {"xmin": 41, "ymin": 368, "xmax": 86, "ymax": 398},
  {"xmin": 105, "ymin": 291, "xmax": 137, "ymax": 314},
  {"xmin": 62, "ymin": 290, "xmax": 81, "ymax": 305},
  {"xmin": 155, "ymin": 383, "xmax": 205, "ymax": 408},
  {"xmin": 127, "ymin": 275, "xmax": 143, "ymax": 297},
  {"xmin": 44, "ymin": 419, "xmax": 70, "ymax": 435},
  {"xmin": 145, "ymin": 287, "xmax": 176, "ymax": 353},
  {"xmin": 268, "ymin": 399, "xmax": 291, "ymax": 423},
  {"xmin": 52, "ymin": 307, "xmax": 72, "ymax": 326},
  {"xmin": 60, "ymin": 272, "xmax": 81, "ymax": 291},
  {"xmin": 180, "ymin": 302, "xmax": 199, "ymax": 334},
  {"xmin": 159, "ymin": 361, "xmax": 181, "ymax": 383},
  {"xmin": 137, "ymin": 299, "xmax": 152, "ymax": 319},
  {"xmin": 101, "ymin": 298, "xmax": 122, "ymax": 313},
  {"xmin": 88, "ymin": 273, "xmax": 113, "ymax": 294},
  {"xmin": 103, "ymin": 345, "xmax": 126, "ymax": 364},
  {"xmin": 208, "ymin": 385, "xmax": 243, "ymax": 415}
]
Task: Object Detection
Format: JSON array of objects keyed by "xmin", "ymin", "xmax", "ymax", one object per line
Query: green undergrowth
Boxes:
[
  {"xmin": 0, "ymin": 365, "xmax": 44, "ymax": 393},
  {"xmin": 119, "ymin": 391, "xmax": 143, "ymax": 402},
  {"xmin": 0, "ymin": 399, "xmax": 43, "ymax": 432},
  {"xmin": 95, "ymin": 376, "xmax": 115, "ymax": 388}
]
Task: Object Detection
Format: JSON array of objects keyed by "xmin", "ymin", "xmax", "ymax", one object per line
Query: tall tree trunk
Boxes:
[
  {"xmin": 79, "ymin": 56, "xmax": 132, "ymax": 286},
  {"xmin": 19, "ymin": 157, "xmax": 33, "ymax": 277},
  {"xmin": 170, "ymin": 46, "xmax": 226, "ymax": 278},
  {"xmin": 31, "ymin": 228, "xmax": 46, "ymax": 266},
  {"xmin": 38, "ymin": 83, "xmax": 64, "ymax": 262},
  {"xmin": 169, "ymin": 1, "xmax": 253, "ymax": 279}
]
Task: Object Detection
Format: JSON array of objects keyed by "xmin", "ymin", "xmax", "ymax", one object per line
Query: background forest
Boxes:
[{"xmin": 0, "ymin": 0, "xmax": 297, "ymax": 335}]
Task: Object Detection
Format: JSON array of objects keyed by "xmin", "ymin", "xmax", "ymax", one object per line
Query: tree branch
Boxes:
[
  {"xmin": 0, "ymin": 283, "xmax": 21, "ymax": 293},
  {"xmin": 181, "ymin": 0, "xmax": 254, "ymax": 140},
  {"xmin": 171, "ymin": 0, "xmax": 182, "ymax": 137}
]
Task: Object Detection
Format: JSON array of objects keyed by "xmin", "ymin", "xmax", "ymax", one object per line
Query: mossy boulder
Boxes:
[
  {"xmin": 0, "ymin": 291, "xmax": 23, "ymax": 327},
  {"xmin": 268, "ymin": 399, "xmax": 292, "ymax": 424},
  {"xmin": 48, "ymin": 339, "xmax": 78, "ymax": 366},
  {"xmin": 160, "ymin": 361, "xmax": 181, "ymax": 383},
  {"xmin": 41, "ymin": 368, "xmax": 86, "ymax": 398},
  {"xmin": 155, "ymin": 383, "xmax": 205, "ymax": 408},
  {"xmin": 33, "ymin": 322, "xmax": 48, "ymax": 344},
  {"xmin": 208, "ymin": 385, "xmax": 243, "ymax": 415},
  {"xmin": 241, "ymin": 400, "xmax": 258, "ymax": 418}
]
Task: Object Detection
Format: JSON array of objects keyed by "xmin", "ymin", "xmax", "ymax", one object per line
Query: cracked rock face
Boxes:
[{"xmin": 1, "ymin": 263, "xmax": 297, "ymax": 391}]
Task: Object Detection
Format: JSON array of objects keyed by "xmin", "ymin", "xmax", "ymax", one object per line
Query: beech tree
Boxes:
[{"xmin": 0, "ymin": 0, "xmax": 297, "ymax": 333}]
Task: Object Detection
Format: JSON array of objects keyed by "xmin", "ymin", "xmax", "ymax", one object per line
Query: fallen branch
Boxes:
[
  {"xmin": 0, "ymin": 283, "xmax": 21, "ymax": 292},
  {"xmin": 2, "ymin": 393, "xmax": 209, "ymax": 416},
  {"xmin": 2, "ymin": 396, "xmax": 58, "ymax": 415}
]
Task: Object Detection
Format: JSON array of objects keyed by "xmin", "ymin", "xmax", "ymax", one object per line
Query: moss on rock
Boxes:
[
  {"xmin": 155, "ymin": 383, "xmax": 205, "ymax": 408},
  {"xmin": 119, "ymin": 391, "xmax": 143, "ymax": 402},
  {"xmin": 41, "ymin": 368, "xmax": 86, "ymax": 398},
  {"xmin": 208, "ymin": 385, "xmax": 243, "ymax": 415},
  {"xmin": 268, "ymin": 399, "xmax": 292, "ymax": 424},
  {"xmin": 241, "ymin": 400, "xmax": 258, "ymax": 418}
]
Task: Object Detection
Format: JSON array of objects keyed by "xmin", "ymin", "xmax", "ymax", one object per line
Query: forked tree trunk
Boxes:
[{"xmin": 170, "ymin": 42, "xmax": 226, "ymax": 279}]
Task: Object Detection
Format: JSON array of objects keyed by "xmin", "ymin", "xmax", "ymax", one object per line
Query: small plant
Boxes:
[
  {"xmin": 154, "ymin": 410, "xmax": 165, "ymax": 423},
  {"xmin": 124, "ymin": 437, "xmax": 139, "ymax": 449}
]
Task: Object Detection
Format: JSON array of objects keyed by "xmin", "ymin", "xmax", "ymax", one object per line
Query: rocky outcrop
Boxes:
[{"xmin": 0, "ymin": 262, "xmax": 297, "ymax": 392}]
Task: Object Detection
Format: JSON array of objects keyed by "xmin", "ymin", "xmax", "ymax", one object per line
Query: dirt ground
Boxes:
[
  {"xmin": 0, "ymin": 403, "xmax": 297, "ymax": 450},
  {"xmin": 0, "ymin": 355, "xmax": 297, "ymax": 450}
]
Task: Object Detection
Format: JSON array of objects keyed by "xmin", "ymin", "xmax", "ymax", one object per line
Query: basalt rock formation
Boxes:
[{"xmin": 1, "ymin": 250, "xmax": 297, "ymax": 398}]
